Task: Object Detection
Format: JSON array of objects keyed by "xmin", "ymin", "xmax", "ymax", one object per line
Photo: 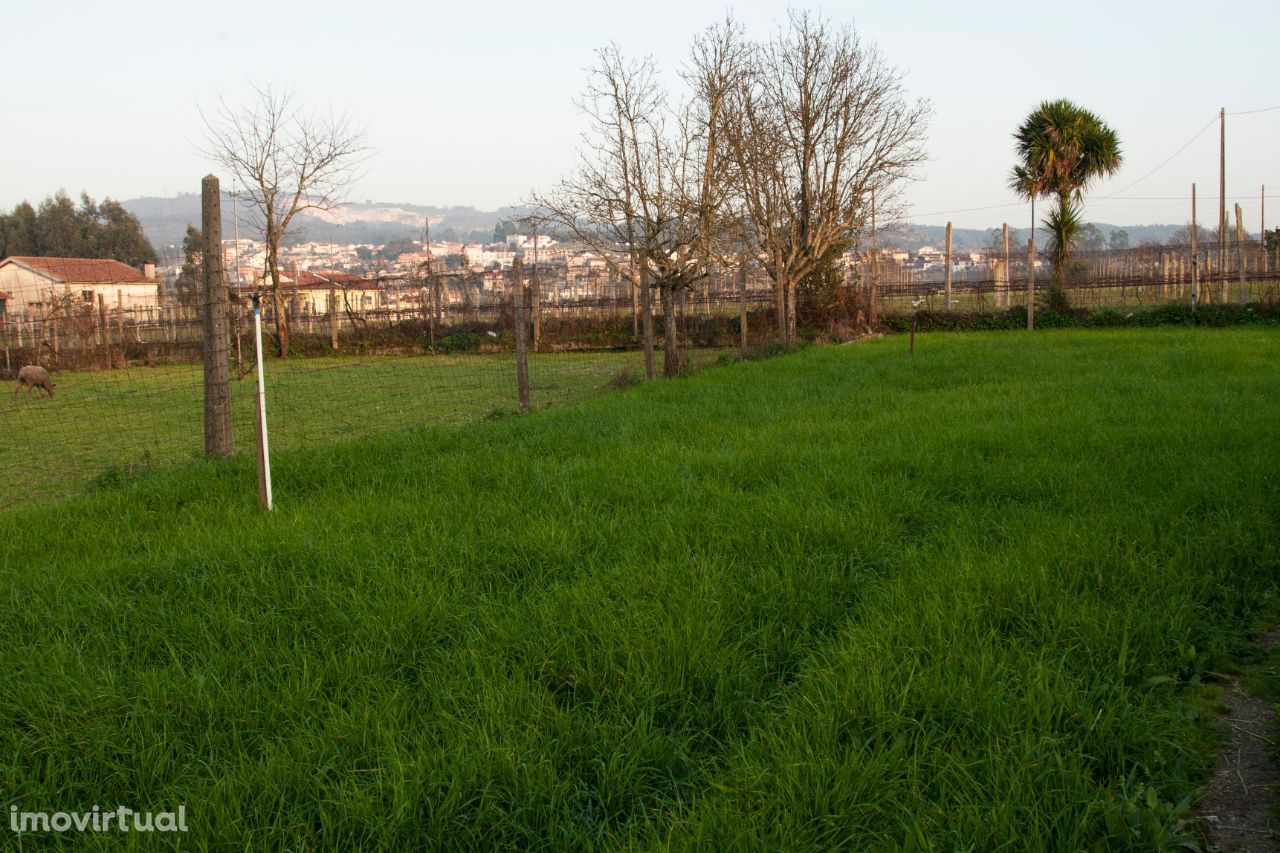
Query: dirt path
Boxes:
[{"xmin": 1196, "ymin": 629, "xmax": 1279, "ymax": 851}]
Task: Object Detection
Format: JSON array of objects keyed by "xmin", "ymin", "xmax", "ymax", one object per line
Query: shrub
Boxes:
[{"xmin": 877, "ymin": 302, "xmax": 1280, "ymax": 334}]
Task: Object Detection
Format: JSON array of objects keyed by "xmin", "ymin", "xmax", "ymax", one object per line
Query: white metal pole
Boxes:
[{"xmin": 252, "ymin": 294, "xmax": 273, "ymax": 511}]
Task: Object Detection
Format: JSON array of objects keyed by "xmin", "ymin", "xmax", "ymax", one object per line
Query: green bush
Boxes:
[{"xmin": 879, "ymin": 302, "xmax": 1280, "ymax": 334}]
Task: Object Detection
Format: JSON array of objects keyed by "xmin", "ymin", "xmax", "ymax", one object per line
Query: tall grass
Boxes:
[{"xmin": 0, "ymin": 327, "xmax": 1276, "ymax": 849}]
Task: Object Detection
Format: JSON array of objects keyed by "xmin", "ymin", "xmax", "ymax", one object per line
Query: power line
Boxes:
[
  {"xmin": 1228, "ymin": 105, "xmax": 1280, "ymax": 115},
  {"xmin": 911, "ymin": 195, "xmax": 1278, "ymax": 220},
  {"xmin": 1099, "ymin": 114, "xmax": 1218, "ymax": 199},
  {"xmin": 1091, "ymin": 194, "xmax": 1279, "ymax": 202},
  {"xmin": 910, "ymin": 202, "xmax": 1025, "ymax": 218}
]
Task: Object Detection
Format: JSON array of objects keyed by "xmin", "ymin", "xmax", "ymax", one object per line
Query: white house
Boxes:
[
  {"xmin": 0, "ymin": 256, "xmax": 161, "ymax": 317},
  {"xmin": 280, "ymin": 270, "xmax": 383, "ymax": 315}
]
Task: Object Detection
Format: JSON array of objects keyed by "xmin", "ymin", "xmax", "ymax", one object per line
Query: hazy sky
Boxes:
[{"xmin": 3, "ymin": 0, "xmax": 1276, "ymax": 230}]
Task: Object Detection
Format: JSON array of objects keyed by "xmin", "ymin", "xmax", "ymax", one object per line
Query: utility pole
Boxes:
[
  {"xmin": 1191, "ymin": 183, "xmax": 1199, "ymax": 311},
  {"xmin": 1262, "ymin": 185, "xmax": 1267, "ymax": 273},
  {"xmin": 1219, "ymin": 107, "xmax": 1226, "ymax": 287}
]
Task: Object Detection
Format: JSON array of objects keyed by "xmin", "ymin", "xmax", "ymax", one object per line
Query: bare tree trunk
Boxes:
[
  {"xmin": 786, "ymin": 276, "xmax": 798, "ymax": 343},
  {"xmin": 631, "ymin": 259, "xmax": 640, "ymax": 341},
  {"xmin": 268, "ymin": 248, "xmax": 290, "ymax": 358},
  {"xmin": 639, "ymin": 256, "xmax": 655, "ymax": 380},
  {"xmin": 775, "ymin": 262, "xmax": 788, "ymax": 344},
  {"xmin": 661, "ymin": 285, "xmax": 680, "ymax": 378}
]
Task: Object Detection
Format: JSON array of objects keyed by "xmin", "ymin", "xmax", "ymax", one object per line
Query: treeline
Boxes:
[{"xmin": 0, "ymin": 191, "xmax": 156, "ymax": 267}]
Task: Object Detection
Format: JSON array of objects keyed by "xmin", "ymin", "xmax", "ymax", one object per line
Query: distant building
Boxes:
[
  {"xmin": 506, "ymin": 234, "xmax": 556, "ymax": 251},
  {"xmin": 0, "ymin": 256, "xmax": 161, "ymax": 317},
  {"xmin": 279, "ymin": 270, "xmax": 382, "ymax": 315}
]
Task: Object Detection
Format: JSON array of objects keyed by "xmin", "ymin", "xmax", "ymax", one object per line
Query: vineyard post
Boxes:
[{"xmin": 513, "ymin": 257, "xmax": 530, "ymax": 412}]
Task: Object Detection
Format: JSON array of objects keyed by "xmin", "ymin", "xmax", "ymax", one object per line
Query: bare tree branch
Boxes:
[
  {"xmin": 200, "ymin": 84, "xmax": 369, "ymax": 357},
  {"xmin": 706, "ymin": 11, "xmax": 930, "ymax": 342},
  {"xmin": 532, "ymin": 47, "xmax": 719, "ymax": 378}
]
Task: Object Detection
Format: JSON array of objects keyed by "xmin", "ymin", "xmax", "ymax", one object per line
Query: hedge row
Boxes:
[{"xmin": 878, "ymin": 302, "xmax": 1280, "ymax": 333}]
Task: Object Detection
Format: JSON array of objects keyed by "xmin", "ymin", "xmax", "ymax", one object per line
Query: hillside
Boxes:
[
  {"xmin": 884, "ymin": 222, "xmax": 1182, "ymax": 251},
  {"xmin": 123, "ymin": 193, "xmax": 1181, "ymax": 252},
  {"xmin": 123, "ymin": 194, "xmax": 536, "ymax": 248}
]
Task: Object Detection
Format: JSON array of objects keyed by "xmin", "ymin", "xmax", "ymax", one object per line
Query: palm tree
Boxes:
[{"xmin": 1009, "ymin": 100, "xmax": 1122, "ymax": 308}]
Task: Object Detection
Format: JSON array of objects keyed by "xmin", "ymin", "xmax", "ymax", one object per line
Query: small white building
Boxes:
[
  {"xmin": 0, "ymin": 256, "xmax": 161, "ymax": 318},
  {"xmin": 281, "ymin": 270, "xmax": 383, "ymax": 315}
]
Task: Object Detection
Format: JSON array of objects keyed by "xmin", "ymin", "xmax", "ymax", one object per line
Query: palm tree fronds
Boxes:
[{"xmin": 1010, "ymin": 98, "xmax": 1122, "ymax": 305}]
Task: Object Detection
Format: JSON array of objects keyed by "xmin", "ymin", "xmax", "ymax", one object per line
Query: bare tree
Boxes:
[
  {"xmin": 682, "ymin": 18, "xmax": 753, "ymax": 313},
  {"xmin": 1170, "ymin": 222, "xmax": 1214, "ymax": 247},
  {"xmin": 707, "ymin": 11, "xmax": 930, "ymax": 343},
  {"xmin": 202, "ymin": 85, "xmax": 368, "ymax": 357},
  {"xmin": 685, "ymin": 18, "xmax": 750, "ymax": 258},
  {"xmin": 533, "ymin": 46, "xmax": 718, "ymax": 379}
]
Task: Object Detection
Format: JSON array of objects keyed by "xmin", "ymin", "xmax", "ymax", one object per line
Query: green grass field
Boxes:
[
  {"xmin": 0, "ymin": 327, "xmax": 1277, "ymax": 849},
  {"xmin": 0, "ymin": 349, "xmax": 719, "ymax": 507}
]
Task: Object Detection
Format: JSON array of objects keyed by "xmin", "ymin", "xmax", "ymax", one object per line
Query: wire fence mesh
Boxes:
[{"xmin": 2, "ymin": 239, "xmax": 1277, "ymax": 509}]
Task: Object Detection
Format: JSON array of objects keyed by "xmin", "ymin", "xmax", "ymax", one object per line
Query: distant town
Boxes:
[{"xmin": 121, "ymin": 199, "xmax": 1201, "ymax": 320}]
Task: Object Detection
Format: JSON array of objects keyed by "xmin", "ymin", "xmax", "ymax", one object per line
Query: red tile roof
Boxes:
[
  {"xmin": 290, "ymin": 270, "xmax": 376, "ymax": 289},
  {"xmin": 1, "ymin": 256, "xmax": 152, "ymax": 283}
]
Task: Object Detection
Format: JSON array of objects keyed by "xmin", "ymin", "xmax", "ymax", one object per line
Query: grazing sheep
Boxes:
[{"xmin": 13, "ymin": 365, "xmax": 54, "ymax": 401}]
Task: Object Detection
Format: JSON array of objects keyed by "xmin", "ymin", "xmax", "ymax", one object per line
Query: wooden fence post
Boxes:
[
  {"xmin": 1191, "ymin": 183, "xmax": 1199, "ymax": 311},
  {"xmin": 531, "ymin": 243, "xmax": 542, "ymax": 352},
  {"xmin": 201, "ymin": 174, "xmax": 233, "ymax": 457},
  {"xmin": 1235, "ymin": 204, "xmax": 1247, "ymax": 304},
  {"xmin": 97, "ymin": 293, "xmax": 110, "ymax": 365},
  {"xmin": 513, "ymin": 257, "xmax": 530, "ymax": 412},
  {"xmin": 944, "ymin": 221, "xmax": 953, "ymax": 311},
  {"xmin": 1001, "ymin": 223, "xmax": 1010, "ymax": 308},
  {"xmin": 329, "ymin": 284, "xmax": 339, "ymax": 351}
]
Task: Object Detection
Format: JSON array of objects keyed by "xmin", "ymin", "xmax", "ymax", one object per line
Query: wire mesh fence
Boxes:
[
  {"xmin": 2, "ymin": 238, "xmax": 1277, "ymax": 509},
  {"xmin": 869, "ymin": 240, "xmax": 1280, "ymax": 314},
  {"xmin": 0, "ymin": 258, "xmax": 739, "ymax": 508}
]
